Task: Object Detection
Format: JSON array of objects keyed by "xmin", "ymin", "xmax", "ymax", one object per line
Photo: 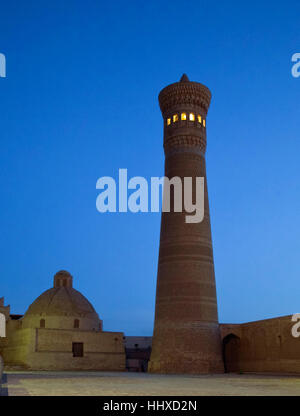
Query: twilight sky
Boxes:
[{"xmin": 0, "ymin": 0, "xmax": 299, "ymax": 335}]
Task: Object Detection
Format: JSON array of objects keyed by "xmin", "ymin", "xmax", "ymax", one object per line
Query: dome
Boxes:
[
  {"xmin": 22, "ymin": 271, "xmax": 102, "ymax": 331},
  {"xmin": 25, "ymin": 287, "xmax": 98, "ymax": 318}
]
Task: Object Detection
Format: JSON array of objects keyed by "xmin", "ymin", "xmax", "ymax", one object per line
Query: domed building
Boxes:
[
  {"xmin": 0, "ymin": 271, "xmax": 125, "ymax": 371},
  {"xmin": 22, "ymin": 270, "xmax": 102, "ymax": 332}
]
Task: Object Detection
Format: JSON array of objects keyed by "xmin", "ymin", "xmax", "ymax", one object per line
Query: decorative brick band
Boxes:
[
  {"xmin": 164, "ymin": 135, "xmax": 206, "ymax": 155},
  {"xmin": 159, "ymin": 81, "xmax": 211, "ymax": 115}
]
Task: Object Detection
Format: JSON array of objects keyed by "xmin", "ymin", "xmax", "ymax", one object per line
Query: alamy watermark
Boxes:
[
  {"xmin": 0, "ymin": 53, "xmax": 6, "ymax": 78},
  {"xmin": 291, "ymin": 314, "xmax": 300, "ymax": 338},
  {"xmin": 291, "ymin": 53, "xmax": 300, "ymax": 78},
  {"xmin": 96, "ymin": 169, "xmax": 204, "ymax": 223},
  {"xmin": 0, "ymin": 313, "xmax": 5, "ymax": 337}
]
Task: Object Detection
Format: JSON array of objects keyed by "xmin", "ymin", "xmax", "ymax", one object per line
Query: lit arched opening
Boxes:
[{"xmin": 222, "ymin": 333, "xmax": 240, "ymax": 373}]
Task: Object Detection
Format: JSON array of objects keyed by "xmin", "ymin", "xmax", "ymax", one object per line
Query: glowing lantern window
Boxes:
[
  {"xmin": 167, "ymin": 118, "xmax": 171, "ymax": 125},
  {"xmin": 203, "ymin": 119, "xmax": 206, "ymax": 127},
  {"xmin": 197, "ymin": 115, "xmax": 202, "ymax": 123},
  {"xmin": 173, "ymin": 114, "xmax": 178, "ymax": 123},
  {"xmin": 181, "ymin": 113, "xmax": 187, "ymax": 120},
  {"xmin": 189, "ymin": 113, "xmax": 195, "ymax": 121}
]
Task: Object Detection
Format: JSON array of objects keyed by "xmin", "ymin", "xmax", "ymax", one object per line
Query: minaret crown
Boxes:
[
  {"xmin": 180, "ymin": 73, "xmax": 190, "ymax": 82},
  {"xmin": 158, "ymin": 76, "xmax": 211, "ymax": 116}
]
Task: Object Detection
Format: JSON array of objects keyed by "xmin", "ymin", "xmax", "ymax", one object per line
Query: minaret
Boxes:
[{"xmin": 149, "ymin": 75, "xmax": 224, "ymax": 374}]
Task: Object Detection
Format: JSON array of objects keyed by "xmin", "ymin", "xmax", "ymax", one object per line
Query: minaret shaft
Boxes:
[{"xmin": 149, "ymin": 76, "xmax": 224, "ymax": 374}]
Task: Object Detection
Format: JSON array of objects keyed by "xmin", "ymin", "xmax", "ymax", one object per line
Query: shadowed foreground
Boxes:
[{"xmin": 1, "ymin": 371, "xmax": 300, "ymax": 396}]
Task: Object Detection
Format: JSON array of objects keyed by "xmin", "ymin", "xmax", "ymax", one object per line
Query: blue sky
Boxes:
[{"xmin": 0, "ymin": 0, "xmax": 299, "ymax": 335}]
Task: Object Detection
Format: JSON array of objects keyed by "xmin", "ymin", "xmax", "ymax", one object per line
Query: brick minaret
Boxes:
[{"xmin": 149, "ymin": 75, "xmax": 224, "ymax": 374}]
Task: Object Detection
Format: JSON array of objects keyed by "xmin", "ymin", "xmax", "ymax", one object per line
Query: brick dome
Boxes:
[{"xmin": 22, "ymin": 271, "xmax": 102, "ymax": 331}]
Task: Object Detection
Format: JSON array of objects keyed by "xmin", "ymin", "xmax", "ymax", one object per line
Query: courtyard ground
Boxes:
[{"xmin": 1, "ymin": 371, "xmax": 300, "ymax": 396}]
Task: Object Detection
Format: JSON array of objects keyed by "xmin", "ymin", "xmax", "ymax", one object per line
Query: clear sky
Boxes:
[{"xmin": 0, "ymin": 1, "xmax": 299, "ymax": 335}]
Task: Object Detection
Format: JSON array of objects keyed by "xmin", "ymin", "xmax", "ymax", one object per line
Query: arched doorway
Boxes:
[{"xmin": 223, "ymin": 333, "xmax": 240, "ymax": 373}]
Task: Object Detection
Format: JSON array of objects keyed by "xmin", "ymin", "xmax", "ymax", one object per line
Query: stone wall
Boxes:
[
  {"xmin": 221, "ymin": 315, "xmax": 300, "ymax": 374},
  {"xmin": 0, "ymin": 327, "xmax": 34, "ymax": 368},
  {"xmin": 1, "ymin": 327, "xmax": 126, "ymax": 371},
  {"xmin": 21, "ymin": 314, "xmax": 101, "ymax": 331}
]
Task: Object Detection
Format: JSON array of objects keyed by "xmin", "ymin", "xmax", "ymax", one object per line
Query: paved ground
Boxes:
[{"xmin": 1, "ymin": 371, "xmax": 300, "ymax": 396}]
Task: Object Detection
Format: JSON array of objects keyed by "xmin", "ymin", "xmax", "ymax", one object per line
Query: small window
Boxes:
[
  {"xmin": 197, "ymin": 115, "xmax": 202, "ymax": 123},
  {"xmin": 167, "ymin": 118, "xmax": 171, "ymax": 125},
  {"xmin": 203, "ymin": 119, "xmax": 206, "ymax": 127},
  {"xmin": 74, "ymin": 319, "xmax": 79, "ymax": 329},
  {"xmin": 72, "ymin": 342, "xmax": 84, "ymax": 357},
  {"xmin": 40, "ymin": 319, "xmax": 45, "ymax": 328},
  {"xmin": 189, "ymin": 113, "xmax": 195, "ymax": 121},
  {"xmin": 63, "ymin": 279, "xmax": 67, "ymax": 287},
  {"xmin": 181, "ymin": 112, "xmax": 187, "ymax": 120},
  {"xmin": 173, "ymin": 114, "xmax": 178, "ymax": 123}
]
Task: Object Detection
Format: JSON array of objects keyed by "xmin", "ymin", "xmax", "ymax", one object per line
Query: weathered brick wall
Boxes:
[
  {"xmin": 221, "ymin": 315, "xmax": 300, "ymax": 374},
  {"xmin": 2, "ymin": 327, "xmax": 126, "ymax": 371},
  {"xmin": 1, "ymin": 328, "xmax": 34, "ymax": 367}
]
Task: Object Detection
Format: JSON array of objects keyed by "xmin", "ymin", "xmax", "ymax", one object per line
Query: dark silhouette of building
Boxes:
[{"xmin": 124, "ymin": 336, "xmax": 152, "ymax": 372}]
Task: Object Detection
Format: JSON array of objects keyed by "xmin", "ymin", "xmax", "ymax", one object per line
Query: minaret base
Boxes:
[
  {"xmin": 149, "ymin": 323, "xmax": 224, "ymax": 374},
  {"xmin": 148, "ymin": 360, "xmax": 224, "ymax": 375}
]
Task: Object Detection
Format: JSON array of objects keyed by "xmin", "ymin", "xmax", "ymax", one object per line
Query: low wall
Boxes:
[
  {"xmin": 1, "ymin": 327, "xmax": 126, "ymax": 371},
  {"xmin": 221, "ymin": 315, "xmax": 300, "ymax": 374}
]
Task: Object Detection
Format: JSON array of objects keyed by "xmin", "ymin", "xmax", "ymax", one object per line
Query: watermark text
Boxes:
[
  {"xmin": 0, "ymin": 53, "xmax": 6, "ymax": 78},
  {"xmin": 291, "ymin": 53, "xmax": 300, "ymax": 78},
  {"xmin": 0, "ymin": 313, "xmax": 5, "ymax": 337},
  {"xmin": 96, "ymin": 169, "xmax": 204, "ymax": 223}
]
